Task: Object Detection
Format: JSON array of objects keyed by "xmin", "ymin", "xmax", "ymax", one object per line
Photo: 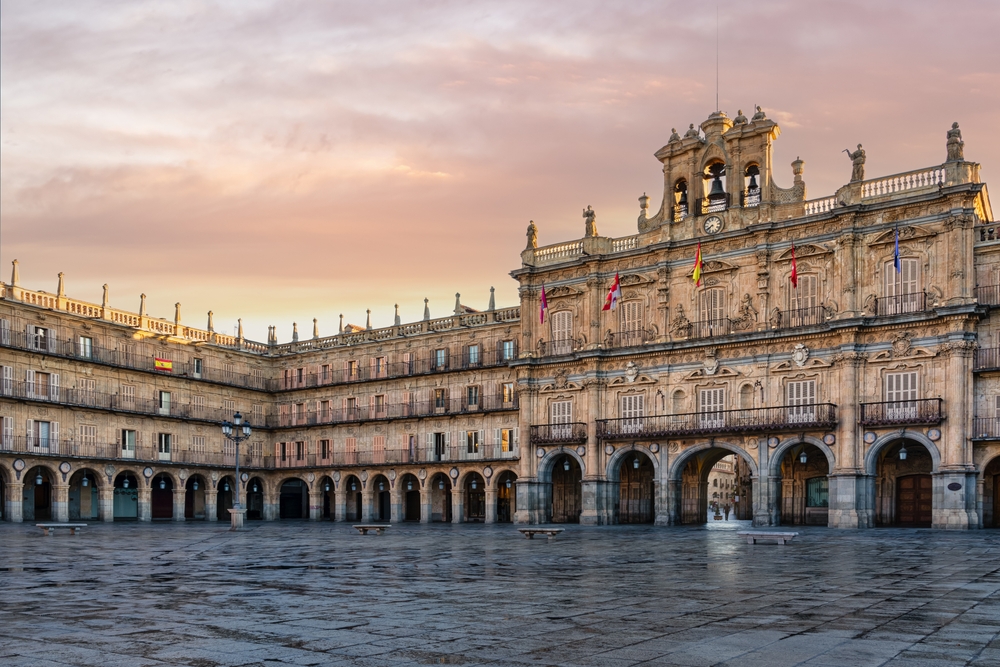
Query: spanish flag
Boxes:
[
  {"xmin": 692, "ymin": 242, "xmax": 704, "ymax": 287},
  {"xmin": 154, "ymin": 357, "xmax": 173, "ymax": 372}
]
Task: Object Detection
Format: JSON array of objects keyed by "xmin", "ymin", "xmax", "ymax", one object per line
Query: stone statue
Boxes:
[
  {"xmin": 751, "ymin": 105, "xmax": 766, "ymax": 122},
  {"xmin": 843, "ymin": 144, "xmax": 866, "ymax": 182},
  {"xmin": 668, "ymin": 127, "xmax": 681, "ymax": 143},
  {"xmin": 733, "ymin": 109, "xmax": 748, "ymax": 126},
  {"xmin": 583, "ymin": 205, "xmax": 598, "ymax": 237},
  {"xmin": 670, "ymin": 305, "xmax": 692, "ymax": 338},
  {"xmin": 946, "ymin": 122, "xmax": 964, "ymax": 162},
  {"xmin": 526, "ymin": 220, "xmax": 537, "ymax": 249},
  {"xmin": 683, "ymin": 123, "xmax": 700, "ymax": 139},
  {"xmin": 735, "ymin": 293, "xmax": 758, "ymax": 330},
  {"xmin": 768, "ymin": 307, "xmax": 781, "ymax": 329},
  {"xmin": 863, "ymin": 293, "xmax": 877, "ymax": 316}
]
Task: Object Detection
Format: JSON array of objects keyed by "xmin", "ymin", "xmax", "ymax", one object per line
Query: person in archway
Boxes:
[{"xmin": 723, "ymin": 504, "xmax": 731, "ymax": 521}]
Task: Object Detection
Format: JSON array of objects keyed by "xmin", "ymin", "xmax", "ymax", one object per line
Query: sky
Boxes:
[{"xmin": 2, "ymin": 0, "xmax": 998, "ymax": 342}]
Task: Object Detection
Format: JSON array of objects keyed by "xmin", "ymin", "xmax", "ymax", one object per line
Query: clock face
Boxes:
[{"xmin": 703, "ymin": 215, "xmax": 723, "ymax": 234}]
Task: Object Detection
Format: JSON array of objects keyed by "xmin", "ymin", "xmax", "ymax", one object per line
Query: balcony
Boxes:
[
  {"xmin": 273, "ymin": 395, "xmax": 519, "ymax": 429},
  {"xmin": 873, "ymin": 292, "xmax": 927, "ymax": 317},
  {"xmin": 859, "ymin": 398, "xmax": 943, "ymax": 427},
  {"xmin": 607, "ymin": 328, "xmax": 654, "ymax": 349},
  {"xmin": 973, "ymin": 418, "xmax": 1000, "ymax": 439},
  {"xmin": 975, "ymin": 347, "xmax": 1000, "ymax": 372},
  {"xmin": 672, "ymin": 203, "xmax": 689, "ymax": 221},
  {"xmin": 690, "ymin": 318, "xmax": 733, "ymax": 339},
  {"xmin": 597, "ymin": 404, "xmax": 838, "ymax": 440},
  {"xmin": 740, "ymin": 187, "xmax": 762, "ymax": 208},
  {"xmin": 530, "ymin": 423, "xmax": 588, "ymax": 445},
  {"xmin": 696, "ymin": 193, "xmax": 731, "ymax": 216},
  {"xmin": 770, "ymin": 306, "xmax": 830, "ymax": 329},
  {"xmin": 538, "ymin": 338, "xmax": 582, "ymax": 357},
  {"xmin": 976, "ymin": 284, "xmax": 1000, "ymax": 306}
]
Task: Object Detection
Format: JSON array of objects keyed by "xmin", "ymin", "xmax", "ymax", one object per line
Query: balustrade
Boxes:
[
  {"xmin": 529, "ymin": 423, "xmax": 587, "ymax": 445},
  {"xmin": 859, "ymin": 398, "xmax": 942, "ymax": 427}
]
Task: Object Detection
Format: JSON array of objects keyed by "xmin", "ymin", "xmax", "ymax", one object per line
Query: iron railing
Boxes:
[
  {"xmin": 973, "ymin": 418, "xmax": 1000, "ymax": 439},
  {"xmin": 597, "ymin": 404, "xmax": 837, "ymax": 439},
  {"xmin": 690, "ymin": 318, "xmax": 733, "ymax": 339},
  {"xmin": 607, "ymin": 328, "xmax": 654, "ymax": 348},
  {"xmin": 771, "ymin": 306, "xmax": 829, "ymax": 329},
  {"xmin": 529, "ymin": 423, "xmax": 588, "ymax": 445},
  {"xmin": 274, "ymin": 395, "xmax": 519, "ymax": 429},
  {"xmin": 975, "ymin": 347, "xmax": 1000, "ymax": 372},
  {"xmin": 874, "ymin": 292, "xmax": 927, "ymax": 317},
  {"xmin": 859, "ymin": 398, "xmax": 943, "ymax": 426},
  {"xmin": 976, "ymin": 284, "xmax": 1000, "ymax": 306},
  {"xmin": 740, "ymin": 187, "xmax": 762, "ymax": 208},
  {"xmin": 696, "ymin": 193, "xmax": 731, "ymax": 215},
  {"xmin": 672, "ymin": 203, "xmax": 689, "ymax": 221},
  {"xmin": 538, "ymin": 338, "xmax": 582, "ymax": 357}
]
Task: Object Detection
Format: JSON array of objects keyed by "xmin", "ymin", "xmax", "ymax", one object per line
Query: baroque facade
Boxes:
[{"xmin": 1, "ymin": 110, "xmax": 997, "ymax": 530}]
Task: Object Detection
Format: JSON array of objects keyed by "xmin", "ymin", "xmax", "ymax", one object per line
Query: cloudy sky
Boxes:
[{"xmin": 2, "ymin": 1, "xmax": 998, "ymax": 341}]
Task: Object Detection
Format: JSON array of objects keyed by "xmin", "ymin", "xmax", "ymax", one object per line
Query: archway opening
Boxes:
[
  {"xmin": 0, "ymin": 469, "xmax": 6, "ymax": 520},
  {"xmin": 876, "ymin": 440, "xmax": 932, "ymax": 527},
  {"xmin": 216, "ymin": 476, "xmax": 234, "ymax": 520},
  {"xmin": 777, "ymin": 444, "xmax": 830, "ymax": 526},
  {"xmin": 151, "ymin": 474, "xmax": 174, "ymax": 519},
  {"xmin": 184, "ymin": 475, "xmax": 208, "ymax": 520},
  {"xmin": 372, "ymin": 475, "xmax": 391, "ymax": 522},
  {"xmin": 985, "ymin": 456, "xmax": 1000, "ymax": 528},
  {"xmin": 246, "ymin": 477, "xmax": 265, "ymax": 520},
  {"xmin": 279, "ymin": 479, "xmax": 308, "ymax": 519},
  {"xmin": 319, "ymin": 476, "xmax": 334, "ymax": 519},
  {"xmin": 344, "ymin": 475, "xmax": 362, "ymax": 521},
  {"xmin": 618, "ymin": 452, "xmax": 654, "ymax": 524},
  {"xmin": 400, "ymin": 474, "xmax": 421, "ymax": 521},
  {"xmin": 429, "ymin": 473, "xmax": 452, "ymax": 522},
  {"xmin": 113, "ymin": 472, "xmax": 139, "ymax": 520},
  {"xmin": 496, "ymin": 471, "xmax": 517, "ymax": 523},
  {"xmin": 464, "ymin": 473, "xmax": 485, "ymax": 522},
  {"xmin": 69, "ymin": 469, "xmax": 100, "ymax": 521},
  {"xmin": 679, "ymin": 449, "xmax": 754, "ymax": 524},
  {"xmin": 25, "ymin": 467, "xmax": 53, "ymax": 521},
  {"xmin": 551, "ymin": 454, "xmax": 582, "ymax": 523}
]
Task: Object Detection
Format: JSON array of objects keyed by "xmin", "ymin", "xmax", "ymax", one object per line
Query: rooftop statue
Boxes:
[
  {"xmin": 683, "ymin": 123, "xmax": 700, "ymax": 139},
  {"xmin": 668, "ymin": 127, "xmax": 681, "ymax": 143},
  {"xmin": 526, "ymin": 220, "xmax": 537, "ymax": 249},
  {"xmin": 583, "ymin": 205, "xmax": 599, "ymax": 237},
  {"xmin": 947, "ymin": 122, "xmax": 964, "ymax": 162},
  {"xmin": 733, "ymin": 109, "xmax": 748, "ymax": 126},
  {"xmin": 751, "ymin": 105, "xmax": 767, "ymax": 122},
  {"xmin": 843, "ymin": 144, "xmax": 866, "ymax": 182}
]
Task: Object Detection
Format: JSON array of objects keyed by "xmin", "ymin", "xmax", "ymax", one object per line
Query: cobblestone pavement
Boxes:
[{"xmin": 1, "ymin": 521, "xmax": 999, "ymax": 667}]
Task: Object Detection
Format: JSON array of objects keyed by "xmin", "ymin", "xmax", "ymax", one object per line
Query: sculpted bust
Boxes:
[{"xmin": 733, "ymin": 109, "xmax": 748, "ymax": 126}]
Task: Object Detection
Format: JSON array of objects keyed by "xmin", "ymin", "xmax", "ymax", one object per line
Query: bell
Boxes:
[
  {"xmin": 678, "ymin": 188, "xmax": 688, "ymax": 205},
  {"xmin": 748, "ymin": 173, "xmax": 759, "ymax": 190},
  {"xmin": 708, "ymin": 176, "xmax": 726, "ymax": 198}
]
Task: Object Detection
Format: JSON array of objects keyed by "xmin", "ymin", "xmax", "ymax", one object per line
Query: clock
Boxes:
[{"xmin": 703, "ymin": 215, "xmax": 723, "ymax": 234}]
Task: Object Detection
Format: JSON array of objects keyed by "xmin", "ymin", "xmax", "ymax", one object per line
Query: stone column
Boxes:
[
  {"xmin": 263, "ymin": 492, "xmax": 279, "ymax": 521},
  {"xmin": 484, "ymin": 486, "xmax": 496, "ymax": 524},
  {"xmin": 360, "ymin": 489, "xmax": 373, "ymax": 522},
  {"xmin": 451, "ymin": 487, "xmax": 464, "ymax": 523},
  {"xmin": 832, "ymin": 351, "xmax": 865, "ymax": 529},
  {"xmin": 420, "ymin": 486, "xmax": 431, "ymax": 524},
  {"xmin": 389, "ymin": 487, "xmax": 402, "ymax": 523},
  {"xmin": 308, "ymin": 491, "xmax": 322, "ymax": 521},
  {"xmin": 137, "ymin": 488, "xmax": 151, "ymax": 522},
  {"xmin": 976, "ymin": 477, "xmax": 985, "ymax": 529},
  {"xmin": 334, "ymin": 488, "xmax": 346, "ymax": 522},
  {"xmin": 7, "ymin": 482, "xmax": 23, "ymax": 522},
  {"xmin": 172, "ymin": 489, "xmax": 185, "ymax": 521},
  {"xmin": 581, "ymin": 378, "xmax": 603, "ymax": 525},
  {"xmin": 205, "ymin": 489, "xmax": 218, "ymax": 522},
  {"xmin": 98, "ymin": 485, "xmax": 115, "ymax": 523},
  {"xmin": 52, "ymin": 484, "xmax": 70, "ymax": 523}
]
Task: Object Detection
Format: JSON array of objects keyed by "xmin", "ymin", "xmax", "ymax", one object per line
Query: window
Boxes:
[
  {"xmin": 434, "ymin": 388, "xmax": 447, "ymax": 410},
  {"xmin": 501, "ymin": 340, "xmax": 516, "ymax": 361},
  {"xmin": 406, "ymin": 434, "xmax": 417, "ymax": 462},
  {"xmin": 466, "ymin": 430, "xmax": 480, "ymax": 454},
  {"xmin": 1, "ymin": 416, "xmax": 12, "ymax": 449},
  {"xmin": 620, "ymin": 394, "xmax": 645, "ymax": 434},
  {"xmin": 346, "ymin": 397, "xmax": 358, "ymax": 417},
  {"xmin": 467, "ymin": 386, "xmax": 480, "ymax": 408},
  {"xmin": 402, "ymin": 391, "xmax": 414, "ymax": 416},
  {"xmin": 620, "ymin": 301, "xmax": 643, "ymax": 343},
  {"xmin": 222, "ymin": 399, "xmax": 235, "ymax": 415},
  {"xmin": 434, "ymin": 349, "xmax": 448, "ymax": 370},
  {"xmin": 345, "ymin": 437, "xmax": 357, "ymax": 464},
  {"xmin": 787, "ymin": 380, "xmax": 816, "ymax": 423},
  {"xmin": 121, "ymin": 429, "xmax": 137, "ymax": 458},
  {"xmin": 787, "ymin": 275, "xmax": 820, "ymax": 327},
  {"xmin": 467, "ymin": 344, "xmax": 481, "ymax": 367},
  {"xmin": 373, "ymin": 435, "xmax": 386, "ymax": 464},
  {"xmin": 27, "ymin": 420, "xmax": 57, "ymax": 449},
  {"xmin": 434, "ymin": 432, "xmax": 448, "ymax": 460},
  {"xmin": 193, "ymin": 395, "xmax": 205, "ymax": 415},
  {"xmin": 0, "ymin": 318, "xmax": 9, "ymax": 346},
  {"xmin": 192, "ymin": 435, "xmax": 206, "ymax": 453},
  {"xmin": 28, "ymin": 326, "xmax": 48, "ymax": 352},
  {"xmin": 551, "ymin": 311, "xmax": 573, "ymax": 354},
  {"xmin": 320, "ymin": 400, "xmax": 332, "ymax": 422},
  {"xmin": 118, "ymin": 341, "xmax": 135, "ymax": 365},
  {"xmin": 224, "ymin": 363, "xmax": 236, "ymax": 382},
  {"xmin": 193, "ymin": 358, "xmax": 203, "ymax": 378},
  {"xmin": 714, "ymin": 479, "xmax": 718, "ymax": 487},
  {"xmin": 251, "ymin": 368, "xmax": 264, "ymax": 387},
  {"xmin": 699, "ymin": 388, "xmax": 725, "ymax": 428},
  {"xmin": 120, "ymin": 384, "xmax": 135, "ymax": 409},
  {"xmin": 321, "ymin": 364, "xmax": 332, "ymax": 384},
  {"xmin": 79, "ymin": 424, "xmax": 97, "ymax": 449},
  {"xmin": 294, "ymin": 402, "xmax": 305, "ymax": 425},
  {"xmin": 279, "ymin": 442, "xmax": 288, "ymax": 462},
  {"xmin": 295, "ymin": 367, "xmax": 304, "ymax": 386},
  {"xmin": 320, "ymin": 439, "xmax": 330, "ymax": 460},
  {"xmin": 347, "ymin": 359, "xmax": 359, "ymax": 380},
  {"xmin": 158, "ymin": 391, "xmax": 171, "ymax": 415},
  {"xmin": 806, "ymin": 477, "xmax": 829, "ymax": 508},
  {"xmin": 295, "ymin": 441, "xmax": 305, "ymax": 461},
  {"xmin": 885, "ymin": 371, "xmax": 919, "ymax": 419},
  {"xmin": 699, "ymin": 288, "xmax": 726, "ymax": 329},
  {"xmin": 551, "ymin": 400, "xmax": 573, "ymax": 438},
  {"xmin": 498, "ymin": 428, "xmax": 517, "ymax": 453},
  {"xmin": 883, "ymin": 258, "xmax": 921, "ymax": 315},
  {"xmin": 373, "ymin": 356, "xmax": 387, "ymax": 378},
  {"xmin": 283, "ymin": 369, "xmax": 293, "ymax": 389},
  {"xmin": 501, "ymin": 382, "xmax": 515, "ymax": 404},
  {"xmin": 1, "ymin": 366, "xmax": 11, "ymax": 395},
  {"xmin": 374, "ymin": 394, "xmax": 386, "ymax": 417},
  {"xmin": 252, "ymin": 404, "xmax": 263, "ymax": 425},
  {"xmin": 157, "ymin": 433, "xmax": 171, "ymax": 460},
  {"xmin": 31, "ymin": 371, "xmax": 52, "ymax": 399},
  {"xmin": 78, "ymin": 336, "xmax": 93, "ymax": 359},
  {"xmin": 250, "ymin": 440, "xmax": 263, "ymax": 460},
  {"xmin": 402, "ymin": 352, "xmax": 413, "ymax": 375}
]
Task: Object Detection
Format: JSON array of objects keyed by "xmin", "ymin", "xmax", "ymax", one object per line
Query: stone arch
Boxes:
[
  {"xmin": 491, "ymin": 467, "xmax": 519, "ymax": 488},
  {"xmin": 606, "ymin": 444, "xmax": 660, "ymax": 481},
  {"xmin": 69, "ymin": 467, "xmax": 106, "ymax": 489},
  {"xmin": 668, "ymin": 441, "xmax": 759, "ymax": 482},
  {"xmin": 113, "ymin": 468, "xmax": 144, "ymax": 488},
  {"xmin": 25, "ymin": 461, "xmax": 60, "ymax": 483},
  {"xmin": 150, "ymin": 468, "xmax": 182, "ymax": 488},
  {"xmin": 864, "ymin": 430, "xmax": 941, "ymax": 476},
  {"xmin": 977, "ymin": 449, "xmax": 1000, "ymax": 475},
  {"xmin": 769, "ymin": 435, "xmax": 836, "ymax": 477},
  {"xmin": 537, "ymin": 447, "xmax": 587, "ymax": 482},
  {"xmin": 457, "ymin": 469, "xmax": 488, "ymax": 489}
]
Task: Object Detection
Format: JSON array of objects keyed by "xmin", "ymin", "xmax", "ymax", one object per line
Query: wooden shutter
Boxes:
[
  {"xmin": 50, "ymin": 374, "xmax": 60, "ymax": 401},
  {"xmin": 51, "ymin": 422, "xmax": 59, "ymax": 452},
  {"xmin": 620, "ymin": 301, "xmax": 643, "ymax": 332},
  {"xmin": 552, "ymin": 311, "xmax": 573, "ymax": 339},
  {"xmin": 886, "ymin": 372, "xmax": 918, "ymax": 402},
  {"xmin": 26, "ymin": 418, "xmax": 34, "ymax": 447},
  {"xmin": 551, "ymin": 400, "xmax": 572, "ymax": 424},
  {"xmin": 25, "ymin": 369, "xmax": 35, "ymax": 398},
  {"xmin": 1, "ymin": 366, "xmax": 11, "ymax": 395},
  {"xmin": 1, "ymin": 416, "xmax": 12, "ymax": 448},
  {"xmin": 700, "ymin": 289, "xmax": 725, "ymax": 323}
]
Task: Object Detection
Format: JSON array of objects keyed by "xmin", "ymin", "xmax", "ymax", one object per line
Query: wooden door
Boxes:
[
  {"xmin": 551, "ymin": 459, "xmax": 581, "ymax": 523},
  {"xmin": 619, "ymin": 458, "xmax": 653, "ymax": 523},
  {"xmin": 896, "ymin": 474, "xmax": 932, "ymax": 526}
]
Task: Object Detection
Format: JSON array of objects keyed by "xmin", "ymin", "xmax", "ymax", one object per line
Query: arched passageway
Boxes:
[
  {"xmin": 151, "ymin": 474, "xmax": 174, "ymax": 519},
  {"xmin": 0, "ymin": 469, "xmax": 6, "ymax": 520},
  {"xmin": 430, "ymin": 473, "xmax": 452, "ymax": 522},
  {"xmin": 985, "ymin": 456, "xmax": 1000, "ymax": 528},
  {"xmin": 245, "ymin": 477, "xmax": 265, "ymax": 520},
  {"xmin": 279, "ymin": 479, "xmax": 308, "ymax": 519},
  {"xmin": 217, "ymin": 476, "xmax": 234, "ymax": 520},
  {"xmin": 184, "ymin": 475, "xmax": 208, "ymax": 520},
  {"xmin": 617, "ymin": 452, "xmax": 654, "ymax": 524},
  {"xmin": 344, "ymin": 476, "xmax": 362, "ymax": 521},
  {"xmin": 777, "ymin": 444, "xmax": 830, "ymax": 526},
  {"xmin": 495, "ymin": 471, "xmax": 517, "ymax": 523},
  {"xmin": 69, "ymin": 469, "xmax": 100, "ymax": 521},
  {"xmin": 371, "ymin": 475, "xmax": 391, "ymax": 522},
  {"xmin": 551, "ymin": 454, "xmax": 582, "ymax": 523},
  {"xmin": 319, "ymin": 476, "xmax": 334, "ymax": 519},
  {"xmin": 113, "ymin": 472, "xmax": 139, "ymax": 520},
  {"xmin": 400, "ymin": 474, "xmax": 421, "ymax": 521},
  {"xmin": 678, "ymin": 448, "xmax": 754, "ymax": 524},
  {"xmin": 464, "ymin": 473, "xmax": 485, "ymax": 522},
  {"xmin": 875, "ymin": 440, "xmax": 933, "ymax": 527},
  {"xmin": 24, "ymin": 466, "xmax": 53, "ymax": 521}
]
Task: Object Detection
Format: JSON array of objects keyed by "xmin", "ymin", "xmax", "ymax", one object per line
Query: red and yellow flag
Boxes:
[
  {"xmin": 154, "ymin": 357, "xmax": 173, "ymax": 372},
  {"xmin": 692, "ymin": 242, "xmax": 704, "ymax": 286}
]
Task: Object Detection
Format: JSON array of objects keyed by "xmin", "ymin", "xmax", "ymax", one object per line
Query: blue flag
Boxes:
[{"xmin": 893, "ymin": 227, "xmax": 901, "ymax": 273}]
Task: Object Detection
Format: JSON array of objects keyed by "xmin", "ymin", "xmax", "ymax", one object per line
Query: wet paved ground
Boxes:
[{"xmin": 1, "ymin": 521, "xmax": 998, "ymax": 667}]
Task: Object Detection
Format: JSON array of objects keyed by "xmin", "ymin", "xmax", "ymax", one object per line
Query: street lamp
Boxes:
[
  {"xmin": 222, "ymin": 411, "xmax": 253, "ymax": 530},
  {"xmin": 899, "ymin": 444, "xmax": 908, "ymax": 460}
]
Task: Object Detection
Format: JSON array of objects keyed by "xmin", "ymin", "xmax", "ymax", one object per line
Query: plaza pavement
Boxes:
[{"xmin": 0, "ymin": 521, "xmax": 998, "ymax": 667}]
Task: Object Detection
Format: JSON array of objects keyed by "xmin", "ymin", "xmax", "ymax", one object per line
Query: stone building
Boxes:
[{"xmin": 1, "ymin": 110, "xmax": 998, "ymax": 530}]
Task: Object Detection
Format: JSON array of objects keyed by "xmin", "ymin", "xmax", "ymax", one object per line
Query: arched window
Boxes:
[
  {"xmin": 743, "ymin": 164, "xmax": 761, "ymax": 207},
  {"xmin": 673, "ymin": 179, "xmax": 688, "ymax": 220},
  {"xmin": 702, "ymin": 161, "xmax": 728, "ymax": 214}
]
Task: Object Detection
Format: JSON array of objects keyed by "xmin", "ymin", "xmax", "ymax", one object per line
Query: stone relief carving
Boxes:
[
  {"xmin": 670, "ymin": 305, "xmax": 692, "ymax": 338},
  {"xmin": 891, "ymin": 331, "xmax": 913, "ymax": 357},
  {"xmin": 792, "ymin": 344, "xmax": 809, "ymax": 367},
  {"xmin": 625, "ymin": 361, "xmax": 639, "ymax": 383},
  {"xmin": 733, "ymin": 293, "xmax": 758, "ymax": 330}
]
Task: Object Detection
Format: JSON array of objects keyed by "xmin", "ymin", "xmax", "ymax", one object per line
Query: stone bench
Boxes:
[
  {"xmin": 518, "ymin": 528, "xmax": 565, "ymax": 540},
  {"xmin": 737, "ymin": 530, "xmax": 799, "ymax": 545},
  {"xmin": 352, "ymin": 524, "xmax": 390, "ymax": 535},
  {"xmin": 36, "ymin": 523, "xmax": 87, "ymax": 536}
]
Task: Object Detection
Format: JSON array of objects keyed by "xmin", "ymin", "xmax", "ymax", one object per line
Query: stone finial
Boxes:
[
  {"xmin": 207, "ymin": 311, "xmax": 214, "ymax": 332},
  {"xmin": 338, "ymin": 314, "xmax": 344, "ymax": 334},
  {"xmin": 423, "ymin": 298, "xmax": 430, "ymax": 321},
  {"xmin": 139, "ymin": 293, "xmax": 146, "ymax": 317},
  {"xmin": 174, "ymin": 302, "xmax": 182, "ymax": 325},
  {"xmin": 946, "ymin": 122, "xmax": 964, "ymax": 162},
  {"xmin": 10, "ymin": 259, "xmax": 19, "ymax": 286},
  {"xmin": 639, "ymin": 192, "xmax": 649, "ymax": 211},
  {"xmin": 454, "ymin": 293, "xmax": 462, "ymax": 315},
  {"xmin": 237, "ymin": 318, "xmax": 244, "ymax": 340},
  {"xmin": 312, "ymin": 318, "xmax": 319, "ymax": 339},
  {"xmin": 488, "ymin": 287, "xmax": 496, "ymax": 312},
  {"xmin": 792, "ymin": 156, "xmax": 805, "ymax": 184},
  {"xmin": 102, "ymin": 284, "xmax": 109, "ymax": 308},
  {"xmin": 394, "ymin": 304, "xmax": 401, "ymax": 326},
  {"xmin": 365, "ymin": 309, "xmax": 372, "ymax": 330},
  {"xmin": 526, "ymin": 220, "xmax": 537, "ymax": 250},
  {"xmin": 292, "ymin": 322, "xmax": 299, "ymax": 342},
  {"xmin": 57, "ymin": 272, "xmax": 65, "ymax": 297}
]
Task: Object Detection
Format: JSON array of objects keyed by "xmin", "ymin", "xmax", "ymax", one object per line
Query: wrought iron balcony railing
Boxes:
[
  {"xmin": 975, "ymin": 347, "xmax": 1000, "ymax": 372},
  {"xmin": 672, "ymin": 203, "xmax": 689, "ymax": 221},
  {"xmin": 597, "ymin": 404, "xmax": 837, "ymax": 440},
  {"xmin": 538, "ymin": 338, "xmax": 582, "ymax": 357},
  {"xmin": 690, "ymin": 318, "xmax": 733, "ymax": 339},
  {"xmin": 696, "ymin": 193, "xmax": 731, "ymax": 215},
  {"xmin": 872, "ymin": 292, "xmax": 927, "ymax": 317},
  {"xmin": 607, "ymin": 328, "xmax": 655, "ymax": 348},
  {"xmin": 529, "ymin": 423, "xmax": 588, "ymax": 445},
  {"xmin": 274, "ymin": 395, "xmax": 519, "ymax": 429},
  {"xmin": 973, "ymin": 417, "xmax": 1000, "ymax": 439},
  {"xmin": 859, "ymin": 398, "xmax": 943, "ymax": 427},
  {"xmin": 770, "ymin": 305, "xmax": 830, "ymax": 329},
  {"xmin": 740, "ymin": 187, "xmax": 762, "ymax": 208},
  {"xmin": 976, "ymin": 284, "xmax": 1000, "ymax": 306}
]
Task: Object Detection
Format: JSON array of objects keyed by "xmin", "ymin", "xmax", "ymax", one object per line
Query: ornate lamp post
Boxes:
[{"xmin": 222, "ymin": 412, "xmax": 252, "ymax": 530}]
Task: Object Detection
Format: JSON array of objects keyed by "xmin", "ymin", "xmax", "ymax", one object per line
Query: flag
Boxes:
[
  {"xmin": 539, "ymin": 284, "xmax": 548, "ymax": 324},
  {"xmin": 154, "ymin": 357, "xmax": 173, "ymax": 372},
  {"xmin": 893, "ymin": 227, "xmax": 901, "ymax": 273},
  {"xmin": 602, "ymin": 272, "xmax": 622, "ymax": 311},
  {"xmin": 790, "ymin": 244, "xmax": 798, "ymax": 288},
  {"xmin": 692, "ymin": 243, "xmax": 704, "ymax": 287}
]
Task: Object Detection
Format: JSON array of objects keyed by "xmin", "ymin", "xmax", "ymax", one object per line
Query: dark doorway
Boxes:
[
  {"xmin": 402, "ymin": 475, "xmax": 420, "ymax": 521},
  {"xmin": 897, "ymin": 474, "xmax": 932, "ymax": 527},
  {"xmin": 496, "ymin": 472, "xmax": 516, "ymax": 523},
  {"xmin": 465, "ymin": 474, "xmax": 485, "ymax": 522},
  {"xmin": 151, "ymin": 475, "xmax": 173, "ymax": 519},
  {"xmin": 619, "ymin": 453, "xmax": 654, "ymax": 524},
  {"xmin": 31, "ymin": 470, "xmax": 52, "ymax": 521},
  {"xmin": 430, "ymin": 474, "xmax": 452, "ymax": 522},
  {"xmin": 113, "ymin": 472, "xmax": 139, "ymax": 520},
  {"xmin": 551, "ymin": 455, "xmax": 581, "ymax": 523},
  {"xmin": 279, "ymin": 479, "xmax": 307, "ymax": 519},
  {"xmin": 184, "ymin": 476, "xmax": 206, "ymax": 520}
]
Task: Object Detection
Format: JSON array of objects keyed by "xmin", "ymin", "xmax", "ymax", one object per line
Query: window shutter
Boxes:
[
  {"xmin": 478, "ymin": 429, "xmax": 484, "ymax": 448},
  {"xmin": 995, "ymin": 395, "xmax": 1000, "ymax": 419},
  {"xmin": 494, "ymin": 428, "xmax": 501, "ymax": 447},
  {"xmin": 26, "ymin": 324, "xmax": 34, "ymax": 350},
  {"xmin": 51, "ymin": 422, "xmax": 59, "ymax": 452},
  {"xmin": 1, "ymin": 416, "xmax": 12, "ymax": 448},
  {"xmin": 50, "ymin": 373, "xmax": 60, "ymax": 401},
  {"xmin": 25, "ymin": 369, "xmax": 35, "ymax": 398},
  {"xmin": 0, "ymin": 318, "xmax": 9, "ymax": 345},
  {"xmin": 513, "ymin": 428, "xmax": 519, "ymax": 448},
  {"xmin": 444, "ymin": 431, "xmax": 451, "ymax": 455},
  {"xmin": 26, "ymin": 419, "xmax": 34, "ymax": 447},
  {"xmin": 1, "ymin": 366, "xmax": 11, "ymax": 395}
]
